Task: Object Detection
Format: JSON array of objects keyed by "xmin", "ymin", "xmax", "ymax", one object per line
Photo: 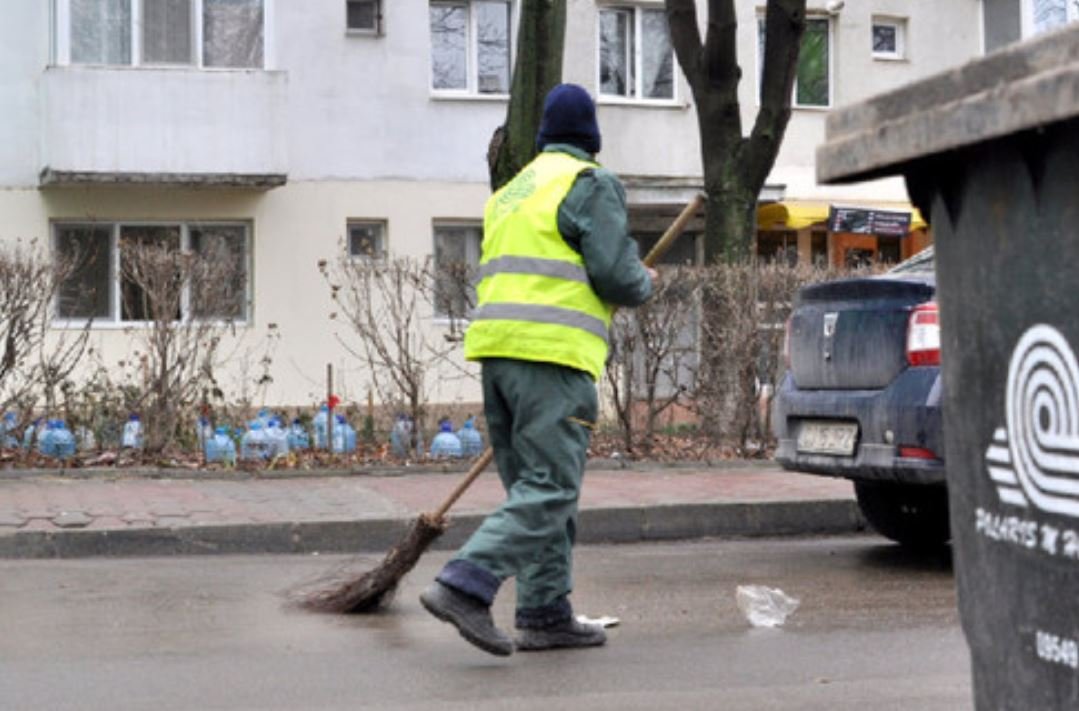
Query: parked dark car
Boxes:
[{"xmin": 772, "ymin": 247, "xmax": 949, "ymax": 547}]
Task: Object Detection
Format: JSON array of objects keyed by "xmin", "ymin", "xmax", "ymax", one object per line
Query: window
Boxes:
[
  {"xmin": 433, "ymin": 223, "xmax": 482, "ymax": 318},
  {"xmin": 54, "ymin": 221, "xmax": 250, "ymax": 323},
  {"xmin": 347, "ymin": 221, "xmax": 386, "ymax": 259},
  {"xmin": 119, "ymin": 224, "xmax": 182, "ymax": 321},
  {"xmin": 70, "ymin": 0, "xmax": 132, "ymax": 64},
  {"xmin": 60, "ymin": 0, "xmax": 265, "ymax": 69},
  {"xmin": 598, "ymin": 6, "xmax": 674, "ymax": 101},
  {"xmin": 810, "ymin": 230, "xmax": 828, "ymax": 266},
  {"xmin": 143, "ymin": 0, "xmax": 193, "ymax": 65},
  {"xmin": 758, "ymin": 15, "xmax": 831, "ymax": 108},
  {"xmin": 871, "ymin": 16, "xmax": 906, "ymax": 60},
  {"xmin": 757, "ymin": 230, "xmax": 798, "ymax": 267},
  {"xmin": 429, "ymin": 1, "xmax": 512, "ymax": 95},
  {"xmin": 347, "ymin": 0, "xmax": 381, "ymax": 33},
  {"xmin": 1026, "ymin": 0, "xmax": 1079, "ymax": 35}
]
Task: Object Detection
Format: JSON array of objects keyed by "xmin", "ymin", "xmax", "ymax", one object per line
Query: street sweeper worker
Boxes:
[{"xmin": 420, "ymin": 83, "xmax": 656, "ymax": 656}]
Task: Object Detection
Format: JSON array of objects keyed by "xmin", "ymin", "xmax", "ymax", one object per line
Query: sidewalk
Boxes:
[{"xmin": 0, "ymin": 461, "xmax": 863, "ymax": 558}]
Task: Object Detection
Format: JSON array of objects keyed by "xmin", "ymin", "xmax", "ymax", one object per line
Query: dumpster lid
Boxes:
[{"xmin": 818, "ymin": 24, "xmax": 1079, "ymax": 185}]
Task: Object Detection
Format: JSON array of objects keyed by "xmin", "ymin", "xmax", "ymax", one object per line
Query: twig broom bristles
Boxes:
[
  {"xmin": 299, "ymin": 449, "xmax": 493, "ymax": 613},
  {"xmin": 298, "ymin": 193, "xmax": 704, "ymax": 614}
]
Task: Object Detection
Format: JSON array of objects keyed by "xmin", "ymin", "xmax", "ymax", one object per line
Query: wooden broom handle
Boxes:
[
  {"xmin": 429, "ymin": 192, "xmax": 705, "ymax": 522},
  {"xmin": 642, "ymin": 192, "xmax": 705, "ymax": 268}
]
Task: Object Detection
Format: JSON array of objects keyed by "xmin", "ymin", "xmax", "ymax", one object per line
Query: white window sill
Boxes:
[
  {"xmin": 345, "ymin": 28, "xmax": 381, "ymax": 37},
  {"xmin": 52, "ymin": 319, "xmax": 251, "ymax": 330},
  {"xmin": 430, "ymin": 91, "xmax": 509, "ymax": 103},
  {"xmin": 871, "ymin": 54, "xmax": 908, "ymax": 62},
  {"xmin": 597, "ymin": 96, "xmax": 685, "ymax": 109},
  {"xmin": 792, "ymin": 103, "xmax": 831, "ymax": 112},
  {"xmin": 51, "ymin": 63, "xmax": 273, "ymax": 73}
]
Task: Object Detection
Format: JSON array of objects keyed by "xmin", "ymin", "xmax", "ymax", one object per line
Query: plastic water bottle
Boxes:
[
  {"xmin": 196, "ymin": 416, "xmax": 212, "ymax": 455},
  {"xmin": 345, "ymin": 419, "xmax": 357, "ymax": 453},
  {"xmin": 313, "ymin": 405, "xmax": 330, "ymax": 450},
  {"xmin": 75, "ymin": 425, "xmax": 96, "ymax": 452},
  {"xmin": 206, "ymin": 425, "xmax": 236, "ymax": 464},
  {"xmin": 287, "ymin": 419, "xmax": 310, "ymax": 451},
  {"xmin": 23, "ymin": 418, "xmax": 43, "ymax": 450},
  {"xmin": 122, "ymin": 414, "xmax": 143, "ymax": 449},
  {"xmin": 391, "ymin": 414, "xmax": 414, "ymax": 458},
  {"xmin": 37, "ymin": 420, "xmax": 56, "ymax": 457},
  {"xmin": 255, "ymin": 408, "xmax": 273, "ymax": 429},
  {"xmin": 240, "ymin": 422, "xmax": 270, "ymax": 461},
  {"xmin": 332, "ymin": 414, "xmax": 356, "ymax": 453},
  {"xmin": 266, "ymin": 417, "xmax": 290, "ymax": 458},
  {"xmin": 430, "ymin": 419, "xmax": 462, "ymax": 458},
  {"xmin": 52, "ymin": 421, "xmax": 76, "ymax": 459},
  {"xmin": 456, "ymin": 416, "xmax": 484, "ymax": 457},
  {"xmin": 2, "ymin": 412, "xmax": 18, "ymax": 448}
]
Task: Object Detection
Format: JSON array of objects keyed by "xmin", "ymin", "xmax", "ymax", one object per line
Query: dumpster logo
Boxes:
[{"xmin": 986, "ymin": 324, "xmax": 1079, "ymax": 517}]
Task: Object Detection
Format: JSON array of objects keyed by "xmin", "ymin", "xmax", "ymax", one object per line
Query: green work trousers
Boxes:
[{"xmin": 454, "ymin": 357, "xmax": 597, "ymax": 611}]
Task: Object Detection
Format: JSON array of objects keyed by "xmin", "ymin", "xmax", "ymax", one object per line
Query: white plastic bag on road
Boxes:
[
  {"xmin": 576, "ymin": 614, "xmax": 620, "ymax": 628},
  {"xmin": 736, "ymin": 585, "xmax": 800, "ymax": 628}
]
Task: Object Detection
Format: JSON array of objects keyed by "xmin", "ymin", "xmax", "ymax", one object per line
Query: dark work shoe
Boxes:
[
  {"xmin": 420, "ymin": 582, "xmax": 513, "ymax": 657},
  {"xmin": 516, "ymin": 618, "xmax": 607, "ymax": 652}
]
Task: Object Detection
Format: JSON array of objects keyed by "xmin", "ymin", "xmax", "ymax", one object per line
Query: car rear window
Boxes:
[{"xmin": 888, "ymin": 246, "xmax": 934, "ymax": 275}]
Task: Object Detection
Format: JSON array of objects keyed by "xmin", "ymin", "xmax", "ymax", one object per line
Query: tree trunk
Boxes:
[
  {"xmin": 667, "ymin": 0, "xmax": 805, "ymax": 264},
  {"xmin": 487, "ymin": 0, "xmax": 566, "ymax": 190}
]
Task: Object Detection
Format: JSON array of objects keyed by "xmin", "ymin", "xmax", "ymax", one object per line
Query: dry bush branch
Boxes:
[
  {"xmin": 118, "ymin": 235, "xmax": 243, "ymax": 453},
  {"xmin": 320, "ymin": 252, "xmax": 467, "ymax": 448},
  {"xmin": 606, "ymin": 265, "xmax": 703, "ymax": 455}
]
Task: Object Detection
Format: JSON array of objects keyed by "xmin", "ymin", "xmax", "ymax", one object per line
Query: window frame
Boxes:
[
  {"xmin": 757, "ymin": 12, "xmax": 833, "ymax": 110},
  {"xmin": 1021, "ymin": 0, "xmax": 1079, "ymax": 37},
  {"xmin": 596, "ymin": 3, "xmax": 678, "ymax": 106},
  {"xmin": 53, "ymin": 0, "xmax": 274, "ymax": 70},
  {"xmin": 346, "ymin": 0, "xmax": 382, "ymax": 35},
  {"xmin": 346, "ymin": 219, "xmax": 388, "ymax": 260},
  {"xmin": 51, "ymin": 219, "xmax": 252, "ymax": 328},
  {"xmin": 432, "ymin": 221, "xmax": 483, "ymax": 320},
  {"xmin": 871, "ymin": 15, "xmax": 907, "ymax": 61},
  {"xmin": 428, "ymin": 0, "xmax": 515, "ymax": 99}
]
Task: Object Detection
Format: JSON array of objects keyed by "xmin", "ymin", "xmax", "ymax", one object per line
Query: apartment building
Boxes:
[{"xmin": 0, "ymin": 1, "xmax": 983, "ymax": 406}]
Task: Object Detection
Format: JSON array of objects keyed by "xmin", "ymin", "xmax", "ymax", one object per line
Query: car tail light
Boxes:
[{"xmin": 907, "ymin": 302, "xmax": 940, "ymax": 367}]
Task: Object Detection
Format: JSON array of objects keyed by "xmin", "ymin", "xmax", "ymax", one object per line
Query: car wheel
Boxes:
[{"xmin": 853, "ymin": 481, "xmax": 951, "ymax": 548}]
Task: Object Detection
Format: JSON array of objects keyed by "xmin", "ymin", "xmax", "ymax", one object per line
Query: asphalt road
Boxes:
[{"xmin": 0, "ymin": 535, "xmax": 971, "ymax": 710}]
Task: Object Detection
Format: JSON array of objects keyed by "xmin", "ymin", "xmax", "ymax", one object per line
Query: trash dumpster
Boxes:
[{"xmin": 818, "ymin": 26, "xmax": 1079, "ymax": 709}]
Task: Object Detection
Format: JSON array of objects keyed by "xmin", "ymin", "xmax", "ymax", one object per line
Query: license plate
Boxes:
[{"xmin": 797, "ymin": 421, "xmax": 858, "ymax": 455}]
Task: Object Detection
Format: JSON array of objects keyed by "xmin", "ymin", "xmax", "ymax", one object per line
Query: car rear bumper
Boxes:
[{"xmin": 772, "ymin": 368, "xmax": 946, "ymax": 486}]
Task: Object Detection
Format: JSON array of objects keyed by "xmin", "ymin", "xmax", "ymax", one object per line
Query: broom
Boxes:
[{"xmin": 298, "ymin": 192, "xmax": 705, "ymax": 614}]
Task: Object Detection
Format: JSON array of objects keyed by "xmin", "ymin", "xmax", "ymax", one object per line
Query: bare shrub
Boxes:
[
  {"xmin": 117, "ymin": 234, "xmax": 244, "ymax": 453},
  {"xmin": 606, "ymin": 265, "xmax": 703, "ymax": 455},
  {"xmin": 692, "ymin": 260, "xmax": 871, "ymax": 454},
  {"xmin": 0, "ymin": 239, "xmax": 92, "ymax": 430},
  {"xmin": 319, "ymin": 253, "xmax": 468, "ymax": 451}
]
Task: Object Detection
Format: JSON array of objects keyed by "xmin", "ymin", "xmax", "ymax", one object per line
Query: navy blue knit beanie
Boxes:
[{"xmin": 536, "ymin": 83, "xmax": 602, "ymax": 155}]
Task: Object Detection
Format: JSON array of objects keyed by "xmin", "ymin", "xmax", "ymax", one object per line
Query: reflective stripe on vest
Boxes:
[
  {"xmin": 475, "ymin": 256, "xmax": 591, "ymax": 285},
  {"xmin": 472, "ymin": 303, "xmax": 608, "ymax": 342},
  {"xmin": 464, "ymin": 151, "xmax": 612, "ymax": 379}
]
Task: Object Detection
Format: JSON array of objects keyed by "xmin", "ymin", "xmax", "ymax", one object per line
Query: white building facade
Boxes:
[{"xmin": 0, "ymin": 0, "xmax": 985, "ymax": 407}]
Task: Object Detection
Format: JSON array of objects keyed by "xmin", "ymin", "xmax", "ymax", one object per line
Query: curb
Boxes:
[
  {"xmin": 0, "ymin": 499, "xmax": 866, "ymax": 559},
  {"xmin": 0, "ymin": 458, "xmax": 778, "ymax": 482}
]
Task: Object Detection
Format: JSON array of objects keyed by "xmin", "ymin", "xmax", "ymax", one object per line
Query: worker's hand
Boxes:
[{"xmin": 646, "ymin": 267, "xmax": 659, "ymax": 285}]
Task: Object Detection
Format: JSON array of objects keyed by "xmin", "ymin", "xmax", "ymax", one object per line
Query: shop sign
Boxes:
[{"xmin": 827, "ymin": 206, "xmax": 912, "ymax": 236}]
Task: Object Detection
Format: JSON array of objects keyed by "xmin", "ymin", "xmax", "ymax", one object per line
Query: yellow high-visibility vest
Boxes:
[{"xmin": 464, "ymin": 151, "xmax": 613, "ymax": 380}]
